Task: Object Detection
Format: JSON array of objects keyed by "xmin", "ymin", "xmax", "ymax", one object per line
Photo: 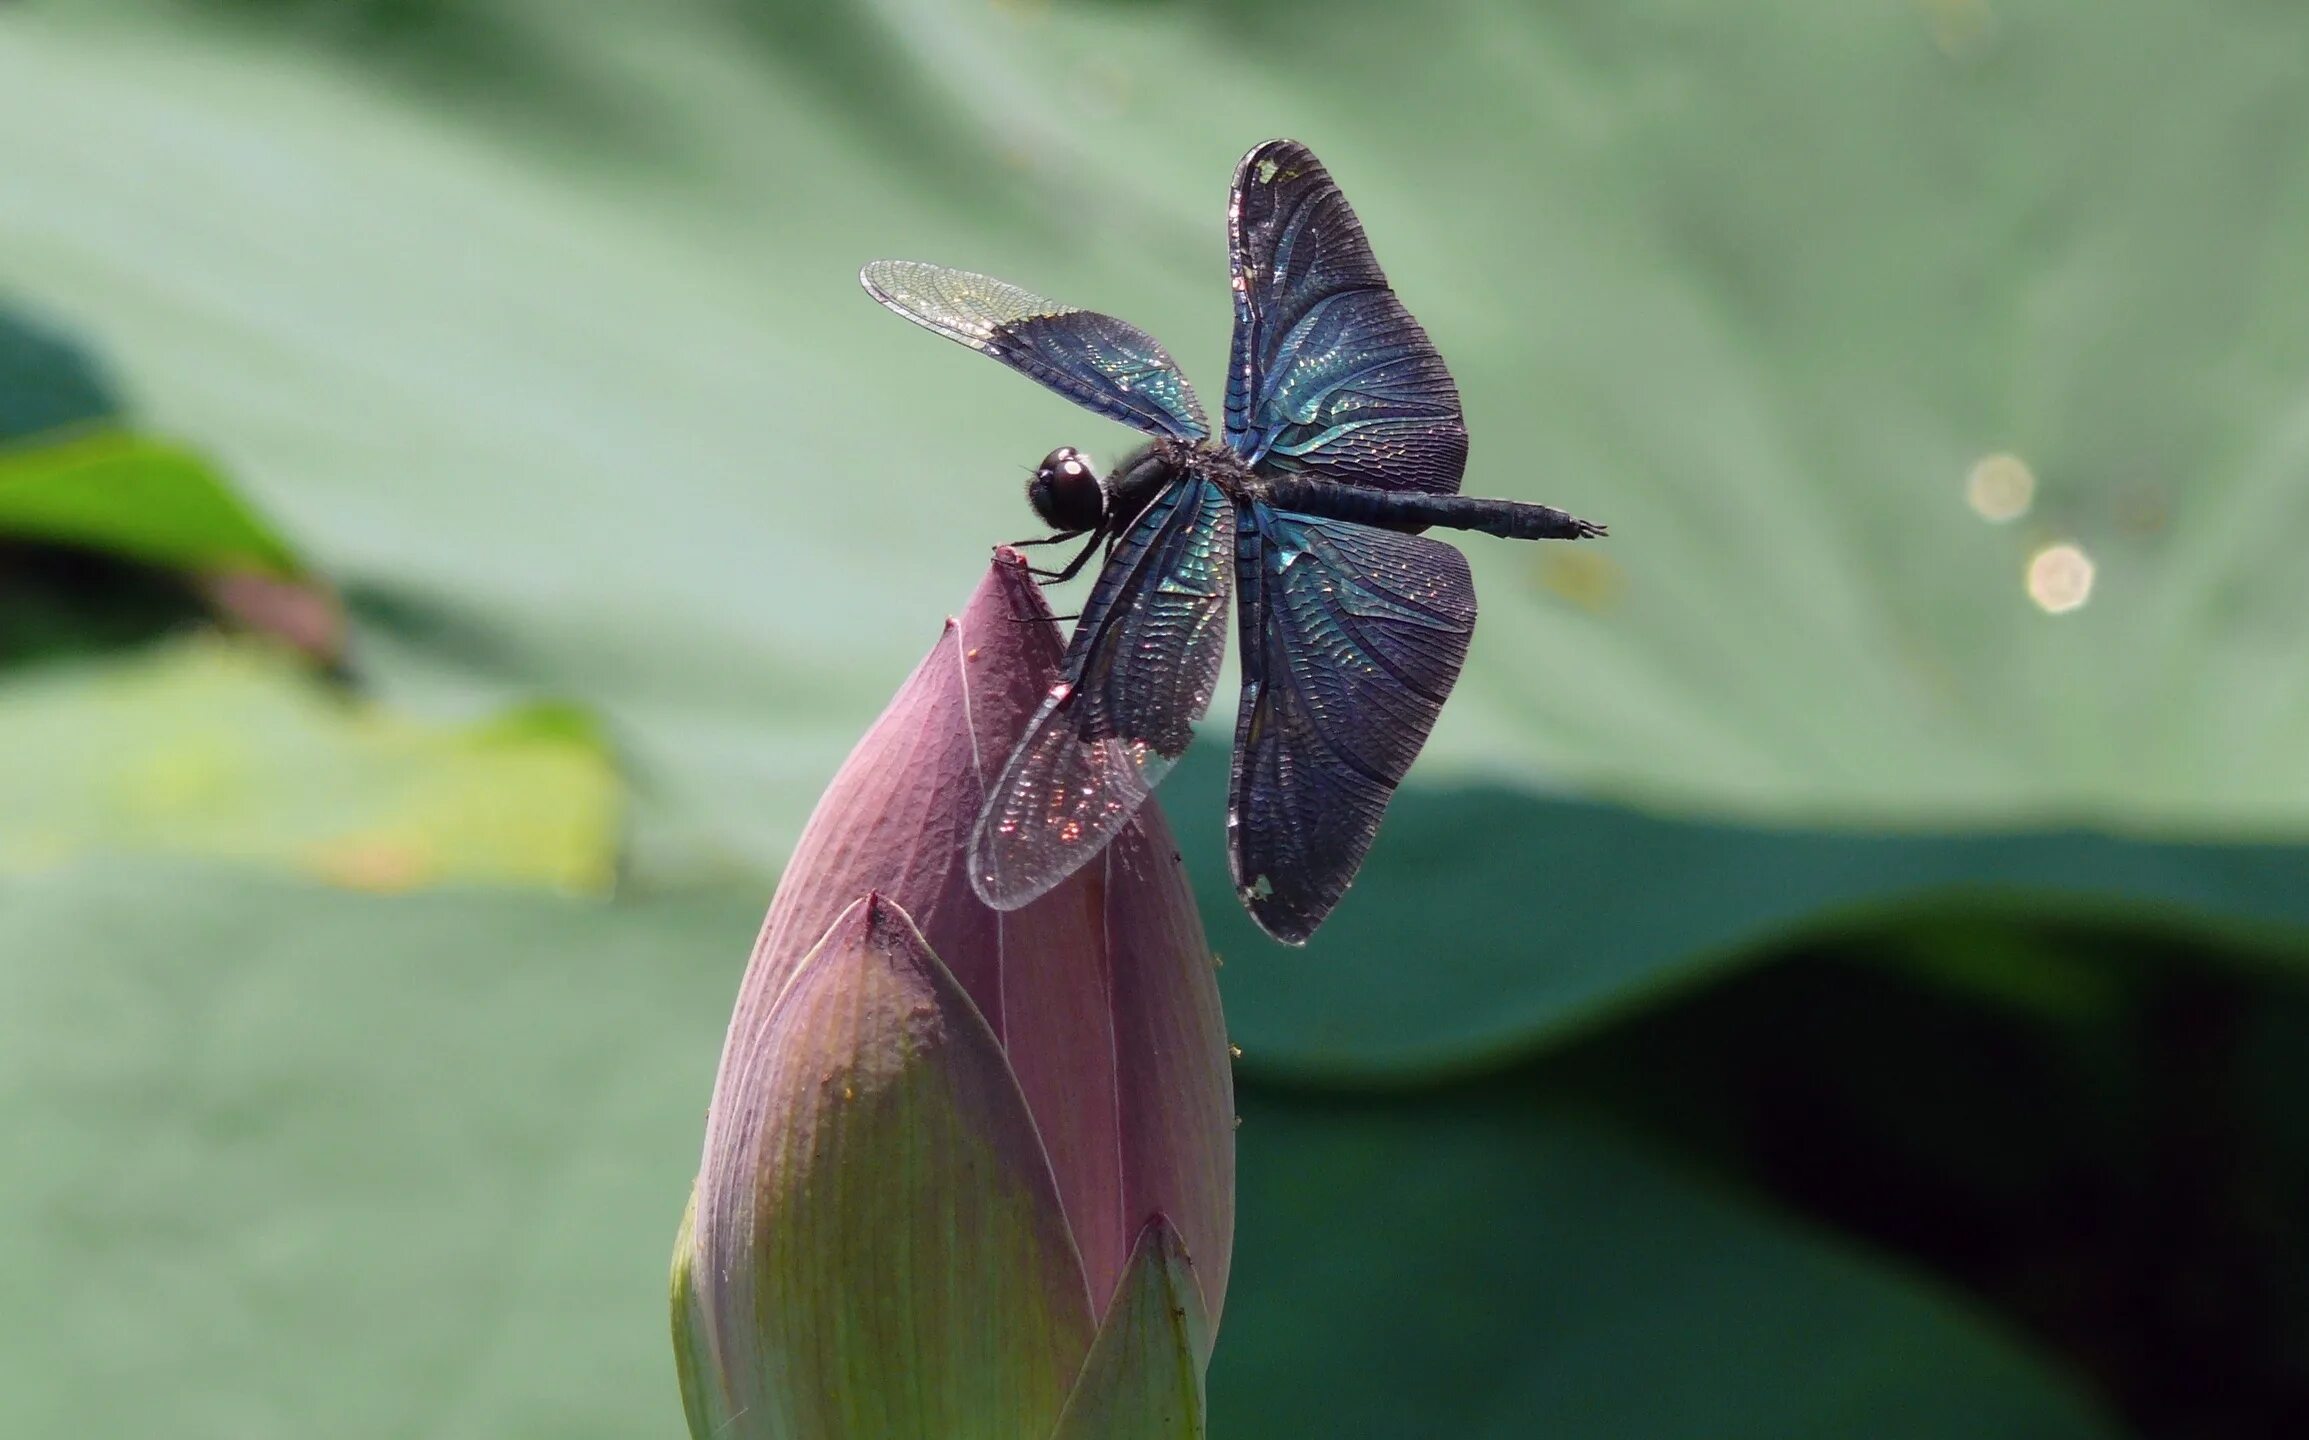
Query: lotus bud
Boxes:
[{"xmin": 674, "ymin": 550, "xmax": 1233, "ymax": 1438}]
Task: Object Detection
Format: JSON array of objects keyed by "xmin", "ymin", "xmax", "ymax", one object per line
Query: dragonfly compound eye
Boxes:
[{"xmin": 1028, "ymin": 447, "xmax": 1105, "ymax": 533}]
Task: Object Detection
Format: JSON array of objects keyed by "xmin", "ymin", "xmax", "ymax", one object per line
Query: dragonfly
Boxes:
[{"xmin": 862, "ymin": 139, "xmax": 1605, "ymax": 944}]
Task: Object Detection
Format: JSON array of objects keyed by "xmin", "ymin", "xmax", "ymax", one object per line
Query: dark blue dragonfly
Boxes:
[{"xmin": 863, "ymin": 139, "xmax": 1604, "ymax": 944}]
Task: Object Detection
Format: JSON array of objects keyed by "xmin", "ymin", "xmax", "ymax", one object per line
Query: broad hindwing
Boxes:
[
  {"xmin": 1225, "ymin": 140, "xmax": 1467, "ymax": 495},
  {"xmin": 863, "ymin": 260, "xmax": 1208, "ymax": 441},
  {"xmin": 1229, "ymin": 506, "xmax": 1476, "ymax": 943},
  {"xmin": 970, "ymin": 477, "xmax": 1234, "ymax": 909}
]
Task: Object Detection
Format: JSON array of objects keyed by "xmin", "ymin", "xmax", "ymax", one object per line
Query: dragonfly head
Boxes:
[{"xmin": 1028, "ymin": 446, "xmax": 1105, "ymax": 534}]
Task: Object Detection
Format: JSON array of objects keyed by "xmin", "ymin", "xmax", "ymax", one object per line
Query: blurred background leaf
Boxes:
[
  {"xmin": 0, "ymin": 302, "xmax": 313, "ymax": 664},
  {"xmin": 1179, "ymin": 753, "xmax": 2309, "ymax": 1077},
  {"xmin": 0, "ymin": 638, "xmax": 617, "ymax": 889},
  {"xmin": 3, "ymin": 0, "xmax": 2307, "ymax": 1434},
  {"xmin": 0, "ymin": 302, "xmax": 301, "ymax": 607},
  {"xmin": 0, "ymin": 866, "xmax": 758, "ymax": 1440},
  {"xmin": 0, "ymin": 432, "xmax": 299, "ymax": 578}
]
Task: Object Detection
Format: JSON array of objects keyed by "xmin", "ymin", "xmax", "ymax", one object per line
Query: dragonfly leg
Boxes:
[
  {"xmin": 1006, "ymin": 529, "xmax": 1097, "ymax": 581},
  {"xmin": 1042, "ymin": 531, "xmax": 1106, "ymax": 584},
  {"xmin": 1013, "ymin": 534, "xmax": 1106, "ymax": 584}
]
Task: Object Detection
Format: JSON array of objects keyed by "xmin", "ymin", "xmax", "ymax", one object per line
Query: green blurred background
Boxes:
[{"xmin": 5, "ymin": 1, "xmax": 2306, "ymax": 1435}]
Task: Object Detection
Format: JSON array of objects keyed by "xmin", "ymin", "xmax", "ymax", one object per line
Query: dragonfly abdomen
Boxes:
[{"xmin": 1260, "ymin": 474, "xmax": 1607, "ymax": 541}]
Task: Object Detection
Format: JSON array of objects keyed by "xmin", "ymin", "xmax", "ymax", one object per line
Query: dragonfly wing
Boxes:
[
  {"xmin": 971, "ymin": 477, "xmax": 1234, "ymax": 908},
  {"xmin": 970, "ymin": 688, "xmax": 1179, "ymax": 911},
  {"xmin": 1229, "ymin": 506, "xmax": 1477, "ymax": 943},
  {"xmin": 863, "ymin": 260, "xmax": 1208, "ymax": 441},
  {"xmin": 1064, "ymin": 475, "xmax": 1236, "ymax": 753},
  {"xmin": 1225, "ymin": 139, "xmax": 1466, "ymax": 494}
]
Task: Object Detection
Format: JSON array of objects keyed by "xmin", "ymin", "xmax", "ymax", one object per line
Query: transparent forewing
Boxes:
[
  {"xmin": 862, "ymin": 260, "xmax": 1208, "ymax": 441},
  {"xmin": 970, "ymin": 478, "xmax": 1234, "ymax": 909},
  {"xmin": 1228, "ymin": 507, "xmax": 1477, "ymax": 944},
  {"xmin": 1224, "ymin": 140, "xmax": 1467, "ymax": 495},
  {"xmin": 969, "ymin": 690, "xmax": 1178, "ymax": 911}
]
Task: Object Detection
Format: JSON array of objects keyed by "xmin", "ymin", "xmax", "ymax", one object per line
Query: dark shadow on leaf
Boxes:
[
  {"xmin": 1541, "ymin": 927, "xmax": 2309, "ymax": 1440},
  {"xmin": 0, "ymin": 543, "xmax": 209, "ymax": 670}
]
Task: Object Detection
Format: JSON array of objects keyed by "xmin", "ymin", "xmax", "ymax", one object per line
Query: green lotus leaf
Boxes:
[{"xmin": 0, "ymin": 428, "xmax": 300, "ymax": 577}]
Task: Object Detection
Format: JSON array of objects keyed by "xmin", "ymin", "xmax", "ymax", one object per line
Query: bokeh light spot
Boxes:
[
  {"xmin": 2026, "ymin": 542, "xmax": 2095, "ymax": 614},
  {"xmin": 1966, "ymin": 453, "xmax": 2035, "ymax": 523}
]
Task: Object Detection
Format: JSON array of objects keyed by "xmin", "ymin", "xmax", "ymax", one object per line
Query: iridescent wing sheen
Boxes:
[
  {"xmin": 1229, "ymin": 506, "xmax": 1477, "ymax": 944},
  {"xmin": 970, "ymin": 476, "xmax": 1234, "ymax": 909},
  {"xmin": 862, "ymin": 260, "xmax": 1208, "ymax": 441},
  {"xmin": 1224, "ymin": 139, "xmax": 1467, "ymax": 495}
]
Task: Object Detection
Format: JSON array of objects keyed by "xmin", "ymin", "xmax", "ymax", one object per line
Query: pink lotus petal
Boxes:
[
  {"xmin": 1106, "ymin": 818, "xmax": 1233, "ymax": 1338},
  {"xmin": 1004, "ymin": 800, "xmax": 1234, "ymax": 1338}
]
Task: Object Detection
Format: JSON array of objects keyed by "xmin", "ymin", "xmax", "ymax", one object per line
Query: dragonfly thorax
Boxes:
[{"xmin": 1103, "ymin": 437, "xmax": 1255, "ymax": 538}]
